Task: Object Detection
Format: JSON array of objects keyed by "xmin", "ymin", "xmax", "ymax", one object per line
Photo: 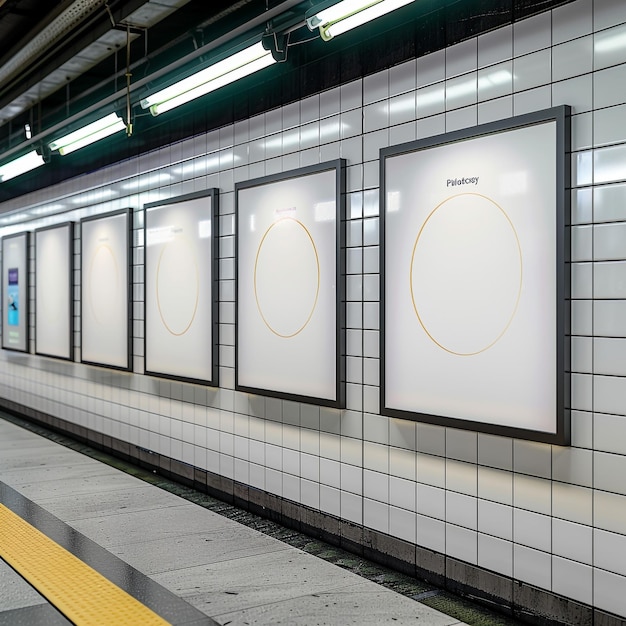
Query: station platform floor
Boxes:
[{"xmin": 0, "ymin": 412, "xmax": 520, "ymax": 626}]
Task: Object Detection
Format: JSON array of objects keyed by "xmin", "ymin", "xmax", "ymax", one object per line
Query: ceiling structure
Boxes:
[
  {"xmin": 0, "ymin": 0, "xmax": 576, "ymax": 204},
  {"xmin": 0, "ymin": 0, "xmax": 288, "ymax": 143},
  {"xmin": 0, "ymin": 0, "xmax": 174, "ymax": 125}
]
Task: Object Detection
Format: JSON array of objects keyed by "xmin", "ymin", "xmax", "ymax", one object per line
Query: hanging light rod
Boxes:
[
  {"xmin": 0, "ymin": 151, "xmax": 45, "ymax": 182},
  {"xmin": 306, "ymin": 0, "xmax": 415, "ymax": 41},
  {"xmin": 48, "ymin": 113, "xmax": 126, "ymax": 156},
  {"xmin": 140, "ymin": 41, "xmax": 276, "ymax": 116}
]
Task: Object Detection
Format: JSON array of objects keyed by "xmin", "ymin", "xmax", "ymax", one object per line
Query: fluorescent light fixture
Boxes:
[
  {"xmin": 141, "ymin": 42, "xmax": 276, "ymax": 116},
  {"xmin": 306, "ymin": 0, "xmax": 415, "ymax": 41},
  {"xmin": 0, "ymin": 150, "xmax": 45, "ymax": 182},
  {"xmin": 49, "ymin": 113, "xmax": 126, "ymax": 155}
]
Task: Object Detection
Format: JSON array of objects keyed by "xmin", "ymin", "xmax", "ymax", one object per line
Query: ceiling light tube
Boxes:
[
  {"xmin": 306, "ymin": 0, "xmax": 415, "ymax": 41},
  {"xmin": 140, "ymin": 42, "xmax": 276, "ymax": 116},
  {"xmin": 49, "ymin": 113, "xmax": 126, "ymax": 156},
  {"xmin": 0, "ymin": 150, "xmax": 45, "ymax": 182}
]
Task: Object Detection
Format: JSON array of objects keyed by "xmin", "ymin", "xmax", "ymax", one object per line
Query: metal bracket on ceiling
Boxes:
[
  {"xmin": 103, "ymin": 0, "xmax": 115, "ymax": 27},
  {"xmin": 113, "ymin": 23, "xmax": 144, "ymax": 37},
  {"xmin": 262, "ymin": 31, "xmax": 289, "ymax": 62},
  {"xmin": 103, "ymin": 1, "xmax": 141, "ymax": 137},
  {"xmin": 261, "ymin": 7, "xmax": 315, "ymax": 63}
]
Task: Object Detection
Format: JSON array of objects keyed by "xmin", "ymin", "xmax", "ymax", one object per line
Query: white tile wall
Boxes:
[
  {"xmin": 513, "ymin": 544, "xmax": 552, "ymax": 589},
  {"xmin": 416, "ymin": 513, "xmax": 445, "ymax": 553},
  {"xmin": 478, "ymin": 533, "xmax": 513, "ymax": 577},
  {"xmin": 478, "ymin": 499, "xmax": 513, "ymax": 541},
  {"xmin": 446, "ymin": 523, "xmax": 477, "ymax": 564},
  {"xmin": 514, "ymin": 509, "xmax": 552, "ymax": 552},
  {"xmin": 389, "ymin": 504, "xmax": 415, "ymax": 542},
  {"xmin": 553, "ymin": 556, "xmax": 593, "ymax": 605},
  {"xmin": 3, "ymin": 0, "xmax": 626, "ymax": 617}
]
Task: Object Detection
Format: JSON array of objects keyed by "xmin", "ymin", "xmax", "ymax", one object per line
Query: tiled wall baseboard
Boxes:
[{"xmin": 2, "ymin": 397, "xmax": 623, "ymax": 626}]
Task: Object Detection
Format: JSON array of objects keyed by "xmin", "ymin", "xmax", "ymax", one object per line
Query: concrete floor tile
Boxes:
[
  {"xmin": 0, "ymin": 447, "xmax": 92, "ymax": 470},
  {"xmin": 0, "ymin": 561, "xmax": 47, "ymax": 612},
  {"xmin": 213, "ymin": 580, "xmax": 465, "ymax": 625},
  {"xmin": 0, "ymin": 423, "xmax": 57, "ymax": 444},
  {"xmin": 0, "ymin": 604, "xmax": 73, "ymax": 625},
  {"xmin": 69, "ymin": 504, "xmax": 234, "ymax": 548},
  {"xmin": 4, "ymin": 472, "xmax": 143, "ymax": 500},
  {"xmin": 0, "ymin": 426, "xmax": 50, "ymax": 444},
  {"xmin": 110, "ymin": 526, "xmax": 290, "ymax": 575},
  {"xmin": 0, "ymin": 462, "xmax": 110, "ymax": 488},
  {"xmin": 36, "ymin": 485, "xmax": 185, "ymax": 521},
  {"xmin": 153, "ymin": 549, "xmax": 387, "ymax": 616},
  {"xmin": 0, "ymin": 438, "xmax": 66, "ymax": 451}
]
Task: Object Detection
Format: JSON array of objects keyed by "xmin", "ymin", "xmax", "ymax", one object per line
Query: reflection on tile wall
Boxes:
[{"xmin": 2, "ymin": 0, "xmax": 626, "ymax": 617}]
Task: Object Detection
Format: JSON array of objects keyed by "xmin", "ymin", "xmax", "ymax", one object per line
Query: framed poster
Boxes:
[
  {"xmin": 1, "ymin": 231, "xmax": 29, "ymax": 352},
  {"xmin": 236, "ymin": 160, "xmax": 346, "ymax": 407},
  {"xmin": 80, "ymin": 209, "xmax": 131, "ymax": 370},
  {"xmin": 144, "ymin": 189, "xmax": 219, "ymax": 385},
  {"xmin": 35, "ymin": 222, "xmax": 74, "ymax": 360},
  {"xmin": 381, "ymin": 106, "xmax": 570, "ymax": 444}
]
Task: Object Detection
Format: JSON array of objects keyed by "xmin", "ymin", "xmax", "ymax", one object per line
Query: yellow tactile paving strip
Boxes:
[{"xmin": 0, "ymin": 503, "xmax": 170, "ymax": 626}]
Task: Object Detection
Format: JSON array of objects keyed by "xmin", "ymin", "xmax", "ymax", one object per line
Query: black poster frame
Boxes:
[
  {"xmin": 34, "ymin": 221, "xmax": 75, "ymax": 361},
  {"xmin": 380, "ymin": 106, "xmax": 571, "ymax": 445},
  {"xmin": 143, "ymin": 188, "xmax": 220, "ymax": 387},
  {"xmin": 80, "ymin": 208, "xmax": 133, "ymax": 372},
  {"xmin": 1, "ymin": 230, "xmax": 30, "ymax": 353},
  {"xmin": 235, "ymin": 159, "xmax": 346, "ymax": 408}
]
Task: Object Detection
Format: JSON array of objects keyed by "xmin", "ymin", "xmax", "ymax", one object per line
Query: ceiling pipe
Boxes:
[
  {"xmin": 0, "ymin": 0, "xmax": 305, "ymax": 165},
  {"xmin": 0, "ymin": 0, "xmax": 106, "ymax": 87}
]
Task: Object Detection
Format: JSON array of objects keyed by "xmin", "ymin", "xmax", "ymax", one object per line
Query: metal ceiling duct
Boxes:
[
  {"xmin": 0, "ymin": 0, "xmax": 106, "ymax": 88},
  {"xmin": 0, "ymin": 0, "xmax": 194, "ymax": 126}
]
